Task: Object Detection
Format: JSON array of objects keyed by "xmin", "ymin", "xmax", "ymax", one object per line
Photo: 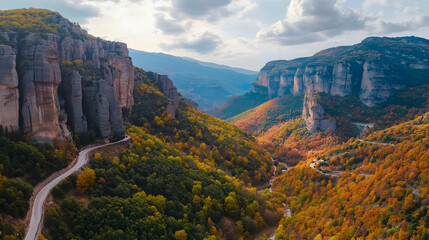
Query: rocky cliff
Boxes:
[
  {"xmin": 0, "ymin": 10, "xmax": 134, "ymax": 142},
  {"xmin": 252, "ymin": 37, "xmax": 429, "ymax": 133},
  {"xmin": 0, "ymin": 44, "xmax": 19, "ymax": 132}
]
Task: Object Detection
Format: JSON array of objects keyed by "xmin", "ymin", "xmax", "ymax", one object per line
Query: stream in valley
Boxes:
[{"xmin": 266, "ymin": 158, "xmax": 291, "ymax": 240}]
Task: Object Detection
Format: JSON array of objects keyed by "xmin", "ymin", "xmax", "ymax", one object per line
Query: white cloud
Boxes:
[
  {"xmin": 155, "ymin": 13, "xmax": 186, "ymax": 35},
  {"xmin": 160, "ymin": 32, "xmax": 223, "ymax": 54},
  {"xmin": 257, "ymin": 0, "xmax": 429, "ymax": 46},
  {"xmin": 257, "ymin": 0, "xmax": 366, "ymax": 45}
]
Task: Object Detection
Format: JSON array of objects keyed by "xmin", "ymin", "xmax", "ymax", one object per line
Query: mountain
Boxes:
[
  {"xmin": 217, "ymin": 36, "xmax": 429, "ymax": 165},
  {"xmin": 0, "ymin": 9, "xmax": 279, "ymax": 239},
  {"xmin": 129, "ymin": 49, "xmax": 258, "ymax": 109},
  {"xmin": 212, "ymin": 36, "xmax": 429, "ymax": 121},
  {"xmin": 181, "ymin": 56, "xmax": 257, "ymax": 75}
]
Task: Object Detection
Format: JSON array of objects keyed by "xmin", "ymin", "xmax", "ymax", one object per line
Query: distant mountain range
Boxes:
[{"xmin": 129, "ymin": 49, "xmax": 258, "ymax": 109}]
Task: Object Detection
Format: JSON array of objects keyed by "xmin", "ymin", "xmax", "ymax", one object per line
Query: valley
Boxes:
[{"xmin": 0, "ymin": 7, "xmax": 428, "ymax": 240}]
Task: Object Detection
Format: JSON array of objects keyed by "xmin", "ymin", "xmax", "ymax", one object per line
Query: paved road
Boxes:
[{"xmin": 25, "ymin": 135, "xmax": 130, "ymax": 240}]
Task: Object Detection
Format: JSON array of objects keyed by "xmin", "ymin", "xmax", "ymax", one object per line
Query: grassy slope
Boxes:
[{"xmin": 227, "ymin": 94, "xmax": 303, "ymax": 136}]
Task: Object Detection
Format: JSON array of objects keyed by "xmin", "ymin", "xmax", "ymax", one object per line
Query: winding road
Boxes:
[{"xmin": 25, "ymin": 135, "xmax": 130, "ymax": 240}]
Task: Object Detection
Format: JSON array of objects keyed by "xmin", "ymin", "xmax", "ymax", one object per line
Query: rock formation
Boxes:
[
  {"xmin": 151, "ymin": 72, "xmax": 180, "ymax": 118},
  {"xmin": 60, "ymin": 71, "xmax": 87, "ymax": 132},
  {"xmin": 302, "ymin": 94, "xmax": 336, "ymax": 133},
  {"xmin": 0, "ymin": 11, "xmax": 134, "ymax": 142},
  {"xmin": 252, "ymin": 37, "xmax": 429, "ymax": 133},
  {"xmin": 0, "ymin": 45, "xmax": 19, "ymax": 132}
]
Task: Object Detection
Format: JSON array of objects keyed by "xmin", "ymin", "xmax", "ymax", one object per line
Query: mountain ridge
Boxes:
[
  {"xmin": 129, "ymin": 49, "xmax": 258, "ymax": 109},
  {"xmin": 214, "ymin": 36, "xmax": 429, "ymax": 133}
]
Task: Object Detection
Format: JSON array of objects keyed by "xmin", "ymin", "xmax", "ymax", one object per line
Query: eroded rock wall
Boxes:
[
  {"xmin": 0, "ymin": 45, "xmax": 19, "ymax": 131},
  {"xmin": 252, "ymin": 37, "xmax": 429, "ymax": 133},
  {"xmin": 0, "ymin": 29, "xmax": 134, "ymax": 141}
]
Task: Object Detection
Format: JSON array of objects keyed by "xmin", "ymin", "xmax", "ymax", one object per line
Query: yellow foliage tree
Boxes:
[
  {"xmin": 175, "ymin": 230, "xmax": 187, "ymax": 240},
  {"xmin": 76, "ymin": 167, "xmax": 96, "ymax": 193},
  {"xmin": 401, "ymin": 193, "xmax": 414, "ymax": 213},
  {"xmin": 0, "ymin": 172, "xmax": 6, "ymax": 189}
]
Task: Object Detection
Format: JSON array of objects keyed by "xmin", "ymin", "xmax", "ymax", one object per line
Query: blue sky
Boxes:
[{"xmin": 2, "ymin": 0, "xmax": 429, "ymax": 70}]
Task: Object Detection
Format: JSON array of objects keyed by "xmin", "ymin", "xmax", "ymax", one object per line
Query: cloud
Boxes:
[
  {"xmin": 155, "ymin": 13, "xmax": 186, "ymax": 34},
  {"xmin": 369, "ymin": 14, "xmax": 429, "ymax": 34},
  {"xmin": 258, "ymin": 0, "xmax": 429, "ymax": 46},
  {"xmin": 169, "ymin": 0, "xmax": 233, "ymax": 21},
  {"xmin": 362, "ymin": 0, "xmax": 403, "ymax": 8},
  {"xmin": 160, "ymin": 32, "xmax": 223, "ymax": 54},
  {"xmin": 257, "ymin": 0, "xmax": 366, "ymax": 45}
]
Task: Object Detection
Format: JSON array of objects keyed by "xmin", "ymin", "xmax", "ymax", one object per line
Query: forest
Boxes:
[
  {"xmin": 0, "ymin": 129, "xmax": 75, "ymax": 239},
  {"xmin": 41, "ymin": 68, "xmax": 282, "ymax": 240},
  {"xmin": 272, "ymin": 113, "xmax": 429, "ymax": 239}
]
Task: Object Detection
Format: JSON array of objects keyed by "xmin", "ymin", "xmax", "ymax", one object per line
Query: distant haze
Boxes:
[{"xmin": 130, "ymin": 49, "xmax": 258, "ymax": 109}]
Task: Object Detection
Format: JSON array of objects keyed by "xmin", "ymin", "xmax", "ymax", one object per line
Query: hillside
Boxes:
[
  {"xmin": 218, "ymin": 37, "xmax": 429, "ymax": 165},
  {"xmin": 0, "ymin": 9, "xmax": 277, "ymax": 240},
  {"xmin": 227, "ymin": 95, "xmax": 303, "ymax": 135},
  {"xmin": 254, "ymin": 82, "xmax": 429, "ymax": 165},
  {"xmin": 272, "ymin": 112, "xmax": 429, "ymax": 239},
  {"xmin": 129, "ymin": 49, "xmax": 258, "ymax": 109},
  {"xmin": 42, "ymin": 67, "xmax": 279, "ymax": 240}
]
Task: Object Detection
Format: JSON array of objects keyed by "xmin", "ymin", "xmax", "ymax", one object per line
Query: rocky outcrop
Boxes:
[
  {"xmin": 152, "ymin": 73, "xmax": 179, "ymax": 106},
  {"xmin": 0, "ymin": 45, "xmax": 19, "ymax": 131},
  {"xmin": 108, "ymin": 51, "xmax": 134, "ymax": 112},
  {"xmin": 151, "ymin": 73, "xmax": 180, "ymax": 118},
  {"xmin": 60, "ymin": 71, "xmax": 87, "ymax": 132},
  {"xmin": 18, "ymin": 34, "xmax": 62, "ymax": 142},
  {"xmin": 82, "ymin": 78, "xmax": 124, "ymax": 138},
  {"xmin": 252, "ymin": 37, "xmax": 429, "ymax": 133},
  {"xmin": 302, "ymin": 94, "xmax": 336, "ymax": 133},
  {"xmin": 0, "ymin": 14, "xmax": 134, "ymax": 142}
]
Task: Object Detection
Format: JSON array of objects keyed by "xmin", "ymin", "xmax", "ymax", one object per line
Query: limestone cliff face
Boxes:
[
  {"xmin": 82, "ymin": 78, "xmax": 125, "ymax": 138},
  {"xmin": 359, "ymin": 61, "xmax": 403, "ymax": 107},
  {"xmin": 302, "ymin": 94, "xmax": 336, "ymax": 133},
  {"xmin": 253, "ymin": 37, "xmax": 429, "ymax": 133},
  {"xmin": 19, "ymin": 34, "xmax": 62, "ymax": 142},
  {"xmin": 60, "ymin": 71, "xmax": 87, "ymax": 132},
  {"xmin": 0, "ymin": 18, "xmax": 134, "ymax": 141},
  {"xmin": 0, "ymin": 45, "xmax": 19, "ymax": 131}
]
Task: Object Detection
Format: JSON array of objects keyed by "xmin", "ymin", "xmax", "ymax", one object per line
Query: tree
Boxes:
[
  {"xmin": 402, "ymin": 193, "xmax": 414, "ymax": 213},
  {"xmin": 224, "ymin": 192, "xmax": 239, "ymax": 218},
  {"xmin": 175, "ymin": 230, "xmax": 187, "ymax": 240},
  {"xmin": 76, "ymin": 167, "xmax": 96, "ymax": 193},
  {"xmin": 0, "ymin": 172, "xmax": 6, "ymax": 188}
]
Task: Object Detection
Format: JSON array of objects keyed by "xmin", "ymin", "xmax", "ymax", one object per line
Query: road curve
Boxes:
[{"xmin": 25, "ymin": 135, "xmax": 130, "ymax": 240}]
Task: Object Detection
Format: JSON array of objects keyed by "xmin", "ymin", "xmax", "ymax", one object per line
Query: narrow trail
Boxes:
[
  {"xmin": 25, "ymin": 135, "xmax": 130, "ymax": 240},
  {"xmin": 309, "ymin": 139, "xmax": 395, "ymax": 178},
  {"xmin": 358, "ymin": 139, "xmax": 395, "ymax": 146}
]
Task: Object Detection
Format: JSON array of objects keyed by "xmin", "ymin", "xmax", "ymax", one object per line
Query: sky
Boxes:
[{"xmin": 2, "ymin": 0, "xmax": 429, "ymax": 71}]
